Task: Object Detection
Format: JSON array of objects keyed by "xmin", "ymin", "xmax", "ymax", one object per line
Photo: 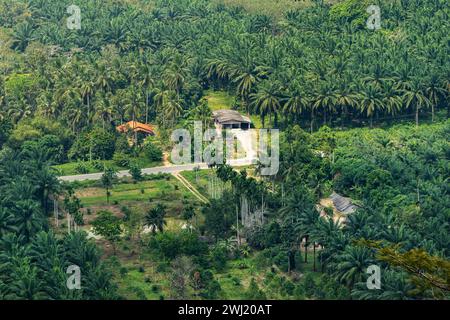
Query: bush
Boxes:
[
  {"xmin": 200, "ymin": 278, "xmax": 222, "ymax": 300},
  {"xmin": 129, "ymin": 163, "xmax": 143, "ymax": 181},
  {"xmin": 119, "ymin": 267, "xmax": 128, "ymax": 277},
  {"xmin": 210, "ymin": 245, "xmax": 228, "ymax": 271},
  {"xmin": 231, "ymin": 277, "xmax": 241, "ymax": 286},
  {"xmin": 148, "ymin": 231, "xmax": 208, "ymax": 260},
  {"xmin": 244, "ymin": 278, "xmax": 266, "ymax": 300},
  {"xmin": 75, "ymin": 161, "xmax": 89, "ymax": 174},
  {"xmin": 113, "ymin": 152, "xmax": 130, "ymax": 167},
  {"xmin": 151, "ymin": 285, "xmax": 160, "ymax": 293},
  {"xmin": 115, "ymin": 135, "xmax": 132, "ymax": 154},
  {"xmin": 143, "ymin": 142, "xmax": 163, "ymax": 161},
  {"xmin": 246, "ymin": 221, "xmax": 281, "ymax": 249},
  {"xmin": 132, "ymin": 287, "xmax": 147, "ymax": 300},
  {"xmin": 92, "ymin": 160, "xmax": 105, "ymax": 171}
]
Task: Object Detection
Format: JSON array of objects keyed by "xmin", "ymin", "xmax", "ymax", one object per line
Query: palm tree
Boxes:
[
  {"xmin": 250, "ymin": 82, "xmax": 282, "ymax": 127},
  {"xmin": 194, "ymin": 98, "xmax": 212, "ymax": 129},
  {"xmin": 8, "ymin": 262, "xmax": 48, "ymax": 300},
  {"xmin": 139, "ymin": 64, "xmax": 155, "ymax": 124},
  {"xmin": 95, "ymin": 64, "xmax": 115, "ymax": 93},
  {"xmin": 331, "ymin": 245, "xmax": 374, "ymax": 288},
  {"xmin": 358, "ymin": 84, "xmax": 384, "ymax": 128},
  {"xmin": 163, "ymin": 56, "xmax": 188, "ymax": 98},
  {"xmin": 283, "ymin": 88, "xmax": 309, "ymax": 125},
  {"xmin": 164, "ymin": 93, "xmax": 183, "ymax": 128},
  {"xmin": 363, "ymin": 63, "xmax": 391, "ymax": 89},
  {"xmin": 12, "ymin": 199, "xmax": 45, "ymax": 242},
  {"xmin": 128, "ymin": 86, "xmax": 144, "ymax": 123},
  {"xmin": 95, "ymin": 96, "xmax": 114, "ymax": 129},
  {"xmin": 402, "ymin": 79, "xmax": 431, "ymax": 127},
  {"xmin": 424, "ymin": 73, "xmax": 446, "ymax": 122},
  {"xmin": 8, "ymin": 104, "xmax": 32, "ymax": 124},
  {"xmin": 312, "ymin": 82, "xmax": 337, "ymax": 127},
  {"xmin": 145, "ymin": 204, "xmax": 167, "ymax": 234},
  {"xmin": 381, "ymin": 82, "xmax": 402, "ymax": 117},
  {"xmin": 11, "ymin": 22, "xmax": 36, "ymax": 52},
  {"xmin": 80, "ymin": 81, "xmax": 95, "ymax": 125},
  {"xmin": 280, "ymin": 186, "xmax": 319, "ymax": 265},
  {"xmin": 0, "ymin": 208, "xmax": 15, "ymax": 237},
  {"xmin": 335, "ymin": 81, "xmax": 358, "ymax": 126},
  {"xmin": 31, "ymin": 165, "xmax": 60, "ymax": 216}
]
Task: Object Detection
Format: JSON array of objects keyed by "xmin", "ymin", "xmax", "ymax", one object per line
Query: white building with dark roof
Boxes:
[{"xmin": 212, "ymin": 109, "xmax": 252, "ymax": 130}]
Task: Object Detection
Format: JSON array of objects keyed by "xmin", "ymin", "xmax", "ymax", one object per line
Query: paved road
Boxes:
[{"xmin": 59, "ymin": 159, "xmax": 256, "ymax": 182}]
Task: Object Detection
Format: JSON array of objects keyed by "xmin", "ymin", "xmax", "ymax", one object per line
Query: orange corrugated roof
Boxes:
[{"xmin": 117, "ymin": 121, "xmax": 155, "ymax": 134}]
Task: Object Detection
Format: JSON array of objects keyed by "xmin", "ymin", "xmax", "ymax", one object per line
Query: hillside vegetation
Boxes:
[{"xmin": 0, "ymin": 0, "xmax": 448, "ymax": 300}]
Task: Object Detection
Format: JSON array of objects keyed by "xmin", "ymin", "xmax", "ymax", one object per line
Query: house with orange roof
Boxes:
[{"xmin": 116, "ymin": 121, "xmax": 155, "ymax": 136}]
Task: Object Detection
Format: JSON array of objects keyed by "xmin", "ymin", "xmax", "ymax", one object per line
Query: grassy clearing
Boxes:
[
  {"xmin": 214, "ymin": 250, "xmax": 321, "ymax": 299},
  {"xmin": 114, "ymin": 260, "xmax": 172, "ymax": 300},
  {"xmin": 204, "ymin": 89, "xmax": 235, "ymax": 111},
  {"xmin": 204, "ymin": 90, "xmax": 266, "ymax": 129},
  {"xmin": 110, "ymin": 247, "xmax": 323, "ymax": 300},
  {"xmin": 76, "ymin": 179, "xmax": 194, "ymax": 208},
  {"xmin": 53, "ymin": 159, "xmax": 162, "ymax": 176},
  {"xmin": 180, "ymin": 169, "xmax": 216, "ymax": 196}
]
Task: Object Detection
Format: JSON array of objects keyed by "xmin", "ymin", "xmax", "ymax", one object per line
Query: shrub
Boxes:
[
  {"xmin": 132, "ymin": 287, "xmax": 147, "ymax": 300},
  {"xmin": 75, "ymin": 161, "xmax": 89, "ymax": 174},
  {"xmin": 119, "ymin": 267, "xmax": 128, "ymax": 277},
  {"xmin": 148, "ymin": 231, "xmax": 208, "ymax": 260},
  {"xmin": 115, "ymin": 135, "xmax": 132, "ymax": 154},
  {"xmin": 210, "ymin": 245, "xmax": 228, "ymax": 271},
  {"xmin": 92, "ymin": 160, "xmax": 105, "ymax": 171},
  {"xmin": 231, "ymin": 277, "xmax": 241, "ymax": 286},
  {"xmin": 151, "ymin": 285, "xmax": 160, "ymax": 293},
  {"xmin": 143, "ymin": 142, "xmax": 163, "ymax": 161},
  {"xmin": 113, "ymin": 152, "xmax": 130, "ymax": 167},
  {"xmin": 244, "ymin": 278, "xmax": 266, "ymax": 300},
  {"xmin": 129, "ymin": 163, "xmax": 143, "ymax": 181}
]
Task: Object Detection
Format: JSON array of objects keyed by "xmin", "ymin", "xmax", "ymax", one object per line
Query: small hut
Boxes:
[{"xmin": 329, "ymin": 192, "xmax": 359, "ymax": 215}]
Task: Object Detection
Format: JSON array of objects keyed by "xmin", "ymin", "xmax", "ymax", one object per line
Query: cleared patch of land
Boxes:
[
  {"xmin": 204, "ymin": 90, "xmax": 263, "ymax": 128},
  {"xmin": 73, "ymin": 176, "xmax": 197, "ymax": 212}
]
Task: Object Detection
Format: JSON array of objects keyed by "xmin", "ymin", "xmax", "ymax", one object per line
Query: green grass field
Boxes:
[
  {"xmin": 113, "ymin": 250, "xmax": 322, "ymax": 300},
  {"xmin": 76, "ymin": 178, "xmax": 193, "ymax": 207}
]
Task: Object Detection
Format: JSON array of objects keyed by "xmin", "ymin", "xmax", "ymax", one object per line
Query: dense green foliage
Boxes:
[
  {"xmin": 0, "ymin": 0, "xmax": 448, "ymax": 137},
  {"xmin": 0, "ymin": 148, "xmax": 117, "ymax": 299},
  {"xmin": 0, "ymin": 0, "xmax": 448, "ymax": 301},
  {"xmin": 214, "ymin": 120, "xmax": 450, "ymax": 299}
]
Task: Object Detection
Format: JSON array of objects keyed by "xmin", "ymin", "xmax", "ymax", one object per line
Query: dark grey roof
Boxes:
[
  {"xmin": 212, "ymin": 110, "xmax": 251, "ymax": 124},
  {"xmin": 330, "ymin": 192, "xmax": 359, "ymax": 214}
]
